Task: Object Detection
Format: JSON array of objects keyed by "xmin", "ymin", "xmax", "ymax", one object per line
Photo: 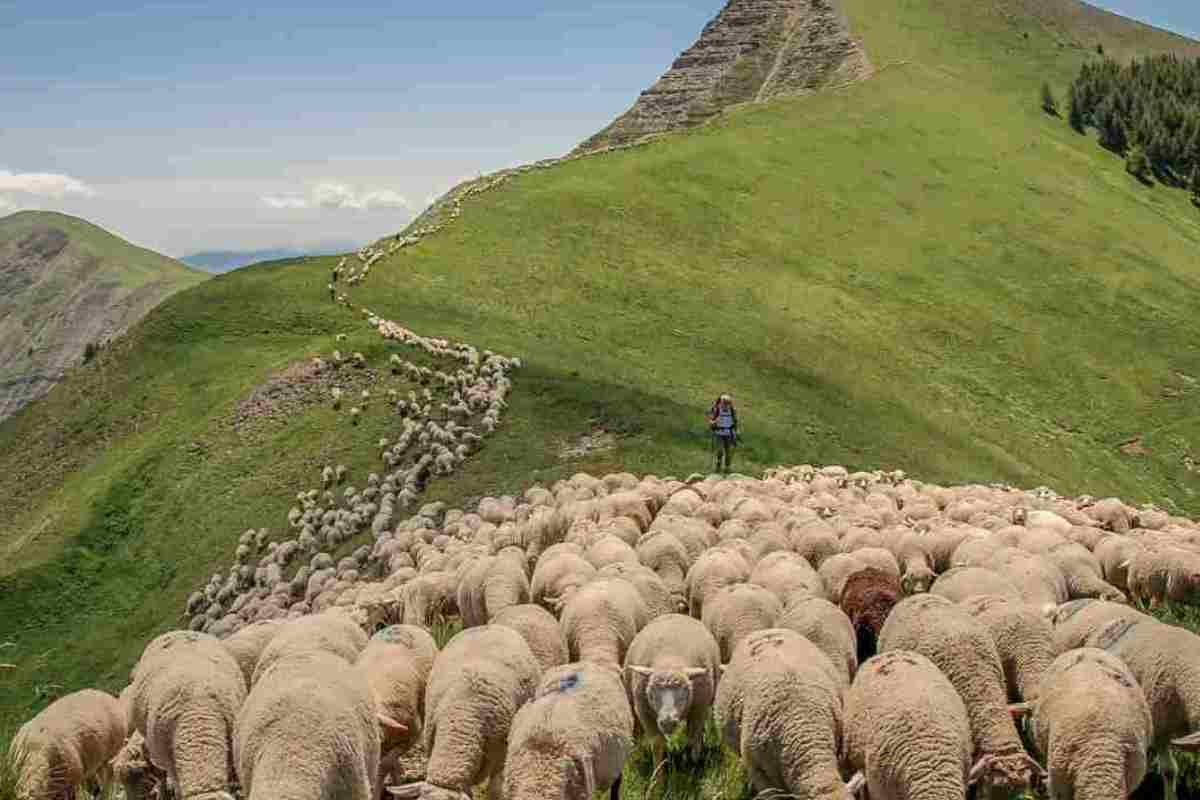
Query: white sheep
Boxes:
[{"xmin": 8, "ymin": 689, "xmax": 127, "ymax": 800}]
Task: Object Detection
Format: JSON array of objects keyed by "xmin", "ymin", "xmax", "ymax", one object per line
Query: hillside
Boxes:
[
  {"xmin": 2, "ymin": 0, "xmax": 1200, "ymax": 790},
  {"xmin": 0, "ymin": 211, "xmax": 207, "ymax": 420}
]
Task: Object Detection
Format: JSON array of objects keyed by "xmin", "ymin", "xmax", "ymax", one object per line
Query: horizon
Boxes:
[{"xmin": 3, "ymin": 0, "xmax": 1199, "ymax": 260}]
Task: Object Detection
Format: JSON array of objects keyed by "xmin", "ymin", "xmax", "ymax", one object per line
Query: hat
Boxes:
[{"xmin": 719, "ymin": 394, "xmax": 733, "ymax": 403}]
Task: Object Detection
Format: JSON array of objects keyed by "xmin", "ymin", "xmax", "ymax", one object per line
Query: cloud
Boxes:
[
  {"xmin": 0, "ymin": 168, "xmax": 96, "ymax": 198},
  {"xmin": 0, "ymin": 196, "xmax": 18, "ymax": 215},
  {"xmin": 261, "ymin": 182, "xmax": 409, "ymax": 212}
]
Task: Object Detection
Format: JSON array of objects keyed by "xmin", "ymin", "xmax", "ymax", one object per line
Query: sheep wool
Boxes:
[
  {"xmin": 560, "ymin": 577, "xmax": 649, "ymax": 668},
  {"xmin": 502, "ymin": 662, "xmax": 634, "ymax": 800},
  {"xmin": 701, "ymin": 582, "xmax": 783, "ymax": 664},
  {"xmin": 491, "ymin": 603, "xmax": 569, "ymax": 673},
  {"xmin": 251, "ymin": 611, "xmax": 368, "ymax": 685},
  {"xmin": 959, "ymin": 594, "xmax": 1055, "ymax": 703}
]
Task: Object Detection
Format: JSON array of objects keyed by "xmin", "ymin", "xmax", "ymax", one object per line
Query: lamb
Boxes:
[
  {"xmin": 492, "ymin": 603, "xmax": 569, "ymax": 673},
  {"xmin": 129, "ymin": 631, "xmax": 247, "ymax": 800},
  {"xmin": 776, "ymin": 595, "xmax": 858, "ymax": 685},
  {"xmin": 455, "ymin": 555, "xmax": 530, "ymax": 628},
  {"xmin": 714, "ymin": 628, "xmax": 861, "ymax": 799},
  {"xmin": 389, "ymin": 625, "xmax": 541, "ymax": 800},
  {"xmin": 1026, "ymin": 647, "xmax": 1152, "ymax": 800},
  {"xmin": 624, "ymin": 614, "xmax": 721, "ymax": 765},
  {"xmin": 559, "ymin": 577, "xmax": 649, "ymax": 667},
  {"xmin": 502, "ymin": 661, "xmax": 634, "ymax": 800},
  {"xmin": 959, "ymin": 594, "xmax": 1055, "ymax": 702},
  {"xmin": 701, "ymin": 582, "xmax": 783, "ymax": 663},
  {"xmin": 251, "ymin": 611, "xmax": 368, "ymax": 685},
  {"xmin": 844, "ymin": 651, "xmax": 981, "ymax": 800},
  {"xmin": 1084, "ymin": 617, "xmax": 1200, "ymax": 800},
  {"xmin": 878, "ymin": 594, "xmax": 1042, "ymax": 796},
  {"xmin": 7, "ymin": 689, "xmax": 127, "ymax": 800},
  {"xmin": 234, "ymin": 650, "xmax": 383, "ymax": 800}
]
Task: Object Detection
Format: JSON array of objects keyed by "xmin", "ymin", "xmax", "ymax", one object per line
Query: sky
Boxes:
[{"xmin": 2, "ymin": 0, "xmax": 1198, "ymax": 258}]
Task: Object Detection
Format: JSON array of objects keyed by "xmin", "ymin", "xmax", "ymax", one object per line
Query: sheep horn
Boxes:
[
  {"xmin": 1172, "ymin": 732, "xmax": 1200, "ymax": 751},
  {"xmin": 625, "ymin": 665, "xmax": 654, "ymax": 677}
]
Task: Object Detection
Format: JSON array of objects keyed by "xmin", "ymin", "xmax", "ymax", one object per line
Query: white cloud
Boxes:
[
  {"xmin": 261, "ymin": 182, "xmax": 409, "ymax": 212},
  {"xmin": 0, "ymin": 196, "xmax": 18, "ymax": 215},
  {"xmin": 0, "ymin": 168, "xmax": 96, "ymax": 198}
]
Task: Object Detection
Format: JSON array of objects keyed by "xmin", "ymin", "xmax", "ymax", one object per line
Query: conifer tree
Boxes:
[{"xmin": 1041, "ymin": 82, "xmax": 1058, "ymax": 116}]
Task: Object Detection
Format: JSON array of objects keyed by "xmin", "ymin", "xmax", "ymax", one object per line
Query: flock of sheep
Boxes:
[{"xmin": 12, "ymin": 461, "xmax": 1200, "ymax": 800}]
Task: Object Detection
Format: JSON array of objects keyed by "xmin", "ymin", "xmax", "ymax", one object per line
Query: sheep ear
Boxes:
[
  {"xmin": 1007, "ymin": 702, "xmax": 1033, "ymax": 719},
  {"xmin": 718, "ymin": 664, "xmax": 728, "ymax": 675},
  {"xmin": 1119, "ymin": 559, "xmax": 1131, "ymax": 569},
  {"xmin": 387, "ymin": 784, "xmax": 423, "ymax": 799},
  {"xmin": 1172, "ymin": 732, "xmax": 1200, "ymax": 752},
  {"xmin": 378, "ymin": 712, "xmax": 409, "ymax": 738},
  {"xmin": 626, "ymin": 665, "xmax": 654, "ymax": 678}
]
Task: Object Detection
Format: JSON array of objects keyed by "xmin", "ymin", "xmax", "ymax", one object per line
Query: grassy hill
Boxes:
[
  {"xmin": 0, "ymin": 211, "xmax": 207, "ymax": 420},
  {"xmin": 2, "ymin": 0, "xmax": 1200, "ymax": 793}
]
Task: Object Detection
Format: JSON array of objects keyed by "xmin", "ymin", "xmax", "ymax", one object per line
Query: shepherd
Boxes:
[{"xmin": 706, "ymin": 393, "xmax": 739, "ymax": 473}]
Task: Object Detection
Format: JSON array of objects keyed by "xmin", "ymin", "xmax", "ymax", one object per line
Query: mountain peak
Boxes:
[{"xmin": 574, "ymin": 0, "xmax": 871, "ymax": 154}]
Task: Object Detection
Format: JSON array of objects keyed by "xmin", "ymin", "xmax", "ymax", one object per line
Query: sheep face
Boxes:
[
  {"xmin": 900, "ymin": 564, "xmax": 935, "ymax": 594},
  {"xmin": 629, "ymin": 666, "xmax": 707, "ymax": 736}
]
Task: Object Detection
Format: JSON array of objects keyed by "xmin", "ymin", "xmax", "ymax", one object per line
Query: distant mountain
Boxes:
[
  {"xmin": 0, "ymin": 210, "xmax": 207, "ymax": 420},
  {"xmin": 181, "ymin": 245, "xmax": 354, "ymax": 274}
]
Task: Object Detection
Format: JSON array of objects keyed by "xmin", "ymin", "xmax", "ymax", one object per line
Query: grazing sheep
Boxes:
[
  {"xmin": 455, "ymin": 555, "xmax": 530, "ymax": 628},
  {"xmin": 530, "ymin": 551, "xmax": 596, "ymax": 613},
  {"xmin": 959, "ymin": 594, "xmax": 1055, "ymax": 703},
  {"xmin": 129, "ymin": 631, "xmax": 247, "ymax": 800},
  {"xmin": 714, "ymin": 629, "xmax": 861, "ymax": 799},
  {"xmin": 8, "ymin": 689, "xmax": 127, "ymax": 800},
  {"xmin": 234, "ymin": 650, "xmax": 383, "ymax": 800},
  {"xmin": 838, "ymin": 567, "xmax": 901, "ymax": 662},
  {"xmin": 878, "ymin": 595, "xmax": 1042, "ymax": 796},
  {"xmin": 1085, "ymin": 617, "xmax": 1200, "ymax": 800},
  {"xmin": 390, "ymin": 626, "xmax": 541, "ymax": 800},
  {"xmin": 685, "ymin": 546, "xmax": 751, "ymax": 619},
  {"xmin": 1047, "ymin": 599, "xmax": 1148, "ymax": 655},
  {"xmin": 1027, "ymin": 647, "xmax": 1152, "ymax": 800},
  {"xmin": 560, "ymin": 578, "xmax": 649, "ymax": 667},
  {"xmin": 502, "ymin": 662, "xmax": 634, "ymax": 800},
  {"xmin": 749, "ymin": 550, "xmax": 823, "ymax": 605},
  {"xmin": 844, "ymin": 651, "xmax": 979, "ymax": 800},
  {"xmin": 400, "ymin": 572, "xmax": 459, "ymax": 627},
  {"xmin": 357, "ymin": 625, "xmax": 438, "ymax": 788},
  {"xmin": 251, "ymin": 611, "xmax": 368, "ymax": 685},
  {"xmin": 221, "ymin": 620, "xmax": 285, "ymax": 688},
  {"xmin": 635, "ymin": 530, "xmax": 691, "ymax": 603},
  {"xmin": 701, "ymin": 583, "xmax": 783, "ymax": 663},
  {"xmin": 930, "ymin": 567, "xmax": 1021, "ymax": 603},
  {"xmin": 776, "ymin": 596, "xmax": 858, "ymax": 685},
  {"xmin": 492, "ymin": 604, "xmax": 569, "ymax": 673},
  {"xmin": 624, "ymin": 614, "xmax": 721, "ymax": 764},
  {"xmin": 1127, "ymin": 547, "xmax": 1200, "ymax": 607}
]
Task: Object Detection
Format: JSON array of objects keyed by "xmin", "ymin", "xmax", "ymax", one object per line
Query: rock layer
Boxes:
[{"xmin": 574, "ymin": 0, "xmax": 871, "ymax": 154}]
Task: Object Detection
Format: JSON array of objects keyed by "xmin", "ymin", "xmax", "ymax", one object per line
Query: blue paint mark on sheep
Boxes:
[{"xmin": 554, "ymin": 672, "xmax": 582, "ymax": 693}]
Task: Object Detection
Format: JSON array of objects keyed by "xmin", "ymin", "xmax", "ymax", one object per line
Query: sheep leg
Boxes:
[{"xmin": 609, "ymin": 772, "xmax": 623, "ymax": 800}]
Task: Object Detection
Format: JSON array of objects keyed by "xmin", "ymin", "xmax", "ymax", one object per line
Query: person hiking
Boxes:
[{"xmin": 707, "ymin": 393, "xmax": 739, "ymax": 473}]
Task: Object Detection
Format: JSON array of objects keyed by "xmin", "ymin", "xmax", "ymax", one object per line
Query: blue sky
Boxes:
[{"xmin": 2, "ymin": 1, "xmax": 1198, "ymax": 257}]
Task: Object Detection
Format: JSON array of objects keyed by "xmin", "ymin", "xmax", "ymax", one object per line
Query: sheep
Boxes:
[
  {"xmin": 595, "ymin": 562, "xmax": 678, "ymax": 618},
  {"xmin": 221, "ymin": 620, "xmax": 285, "ymax": 688},
  {"xmin": 634, "ymin": 530, "xmax": 691, "ymax": 603},
  {"xmin": 455, "ymin": 555, "xmax": 530, "ymax": 628},
  {"xmin": 559, "ymin": 577, "xmax": 649, "ymax": 668},
  {"xmin": 1047, "ymin": 599, "xmax": 1148, "ymax": 654},
  {"xmin": 8, "ymin": 689, "xmax": 127, "ymax": 800},
  {"xmin": 234, "ymin": 650, "xmax": 383, "ymax": 800},
  {"xmin": 624, "ymin": 614, "xmax": 721, "ymax": 766},
  {"xmin": 749, "ymin": 550, "xmax": 823, "ymax": 606},
  {"xmin": 357, "ymin": 625, "xmax": 439, "ymax": 787},
  {"xmin": 776, "ymin": 595, "xmax": 858, "ymax": 685},
  {"xmin": 960, "ymin": 594, "xmax": 1055, "ymax": 703},
  {"xmin": 109, "ymin": 731, "xmax": 166, "ymax": 800},
  {"xmin": 878, "ymin": 594, "xmax": 1042, "ymax": 796},
  {"xmin": 129, "ymin": 631, "xmax": 247, "ymax": 800},
  {"xmin": 491, "ymin": 603, "xmax": 569, "ymax": 673},
  {"xmin": 1127, "ymin": 546, "xmax": 1200, "ymax": 607},
  {"xmin": 838, "ymin": 567, "xmax": 901, "ymax": 662},
  {"xmin": 701, "ymin": 582, "xmax": 783, "ymax": 663},
  {"xmin": 1044, "ymin": 543, "xmax": 1125, "ymax": 602},
  {"xmin": 389, "ymin": 625, "xmax": 540, "ymax": 800},
  {"xmin": 930, "ymin": 567, "xmax": 1022, "ymax": 603},
  {"xmin": 685, "ymin": 545, "xmax": 751, "ymax": 618},
  {"xmin": 251, "ymin": 611, "xmax": 368, "ymax": 685},
  {"xmin": 1027, "ymin": 647, "xmax": 1152, "ymax": 800},
  {"xmin": 502, "ymin": 661, "xmax": 634, "ymax": 800},
  {"xmin": 844, "ymin": 651, "xmax": 981, "ymax": 800},
  {"xmin": 400, "ymin": 572, "xmax": 459, "ymax": 627},
  {"xmin": 1084, "ymin": 617, "xmax": 1200, "ymax": 800},
  {"xmin": 530, "ymin": 551, "xmax": 596, "ymax": 612},
  {"xmin": 714, "ymin": 628, "xmax": 861, "ymax": 799}
]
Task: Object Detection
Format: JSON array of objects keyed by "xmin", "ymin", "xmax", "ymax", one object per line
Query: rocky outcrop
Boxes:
[
  {"xmin": 0, "ymin": 211, "xmax": 206, "ymax": 421},
  {"xmin": 574, "ymin": 0, "xmax": 871, "ymax": 154}
]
